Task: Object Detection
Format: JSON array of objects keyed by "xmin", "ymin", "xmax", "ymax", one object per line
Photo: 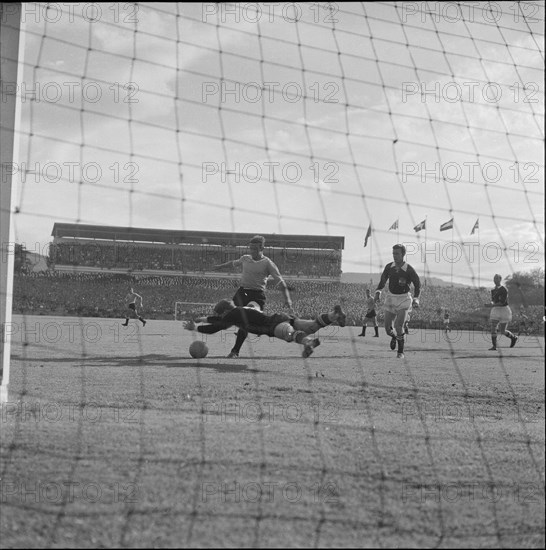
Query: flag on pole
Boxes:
[
  {"xmin": 470, "ymin": 219, "xmax": 479, "ymax": 235},
  {"xmin": 388, "ymin": 220, "xmax": 398, "ymax": 231},
  {"xmin": 364, "ymin": 224, "xmax": 372, "ymax": 247},
  {"xmin": 413, "ymin": 219, "xmax": 426, "ymax": 232},
  {"xmin": 440, "ymin": 218, "xmax": 454, "ymax": 231}
]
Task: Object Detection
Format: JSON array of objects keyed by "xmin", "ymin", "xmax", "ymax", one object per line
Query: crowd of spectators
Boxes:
[
  {"xmin": 49, "ymin": 241, "xmax": 342, "ymax": 278},
  {"xmin": 12, "ymin": 271, "xmax": 544, "ymax": 333}
]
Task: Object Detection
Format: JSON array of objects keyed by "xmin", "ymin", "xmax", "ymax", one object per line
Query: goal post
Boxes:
[{"xmin": 0, "ymin": 2, "xmax": 23, "ymax": 404}]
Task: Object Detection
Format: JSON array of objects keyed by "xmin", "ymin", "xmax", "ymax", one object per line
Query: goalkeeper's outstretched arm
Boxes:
[{"xmin": 183, "ymin": 315, "xmax": 233, "ymax": 334}]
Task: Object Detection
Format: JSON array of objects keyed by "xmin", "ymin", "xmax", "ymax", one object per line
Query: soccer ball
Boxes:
[{"xmin": 189, "ymin": 340, "xmax": 208, "ymax": 359}]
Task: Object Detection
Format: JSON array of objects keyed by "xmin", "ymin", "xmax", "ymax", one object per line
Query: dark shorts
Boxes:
[
  {"xmin": 128, "ymin": 303, "xmax": 136, "ymax": 310},
  {"xmin": 365, "ymin": 310, "xmax": 376, "ymax": 318},
  {"xmin": 233, "ymin": 287, "xmax": 266, "ymax": 310}
]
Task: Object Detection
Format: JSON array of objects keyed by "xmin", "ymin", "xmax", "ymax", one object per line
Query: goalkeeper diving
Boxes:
[{"xmin": 183, "ymin": 299, "xmax": 346, "ymax": 358}]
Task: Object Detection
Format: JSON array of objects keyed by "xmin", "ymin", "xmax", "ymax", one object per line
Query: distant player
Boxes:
[
  {"xmin": 123, "ymin": 287, "xmax": 146, "ymax": 327},
  {"xmin": 183, "ymin": 300, "xmax": 346, "ymax": 358},
  {"xmin": 212, "ymin": 235, "xmax": 293, "ymax": 358},
  {"xmin": 358, "ymin": 289, "xmax": 379, "ymax": 337},
  {"xmin": 375, "ymin": 244, "xmax": 421, "ymax": 359},
  {"xmin": 443, "ymin": 309, "xmax": 451, "ymax": 333},
  {"xmin": 488, "ymin": 274, "xmax": 517, "ymax": 350},
  {"xmin": 517, "ymin": 305, "xmax": 531, "ymax": 336}
]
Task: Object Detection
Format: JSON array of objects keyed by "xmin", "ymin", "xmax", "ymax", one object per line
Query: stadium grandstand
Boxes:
[
  {"xmin": 49, "ymin": 223, "xmax": 345, "ymax": 280},
  {"xmin": 12, "ymin": 223, "xmax": 543, "ymax": 331}
]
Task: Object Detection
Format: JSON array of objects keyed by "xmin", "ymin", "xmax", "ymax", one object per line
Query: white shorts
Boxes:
[
  {"xmin": 490, "ymin": 306, "xmax": 512, "ymax": 323},
  {"xmin": 274, "ymin": 321, "xmax": 295, "ymax": 342},
  {"xmin": 292, "ymin": 318, "xmax": 320, "ymax": 334},
  {"xmin": 383, "ymin": 292, "xmax": 412, "ymax": 315}
]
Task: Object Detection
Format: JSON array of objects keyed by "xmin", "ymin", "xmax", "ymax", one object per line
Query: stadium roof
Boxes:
[{"xmin": 51, "ymin": 223, "xmax": 345, "ymax": 249}]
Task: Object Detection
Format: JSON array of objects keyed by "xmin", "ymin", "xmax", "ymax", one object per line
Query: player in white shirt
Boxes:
[
  {"xmin": 123, "ymin": 287, "xmax": 146, "ymax": 327},
  {"xmin": 213, "ymin": 235, "xmax": 293, "ymax": 358}
]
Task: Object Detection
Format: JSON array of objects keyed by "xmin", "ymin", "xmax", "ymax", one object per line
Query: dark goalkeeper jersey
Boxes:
[
  {"xmin": 491, "ymin": 285, "xmax": 509, "ymax": 307},
  {"xmin": 377, "ymin": 262, "xmax": 421, "ymax": 297},
  {"xmin": 197, "ymin": 307, "xmax": 292, "ymax": 337}
]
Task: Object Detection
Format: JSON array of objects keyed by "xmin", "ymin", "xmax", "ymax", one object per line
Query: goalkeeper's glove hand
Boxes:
[
  {"xmin": 412, "ymin": 298, "xmax": 420, "ymax": 309},
  {"xmin": 183, "ymin": 320, "xmax": 197, "ymax": 331}
]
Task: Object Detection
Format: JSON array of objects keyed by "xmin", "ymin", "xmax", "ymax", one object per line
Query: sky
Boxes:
[{"xmin": 7, "ymin": 1, "xmax": 545, "ymax": 286}]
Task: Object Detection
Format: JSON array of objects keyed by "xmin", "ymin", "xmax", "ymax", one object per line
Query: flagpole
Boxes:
[
  {"xmin": 450, "ymin": 223, "xmax": 454, "ymax": 308},
  {"xmin": 450, "ymin": 224, "xmax": 454, "ymax": 289},
  {"xmin": 370, "ymin": 228, "xmax": 372, "ymax": 284},
  {"xmin": 424, "ymin": 216, "xmax": 428, "ymax": 292},
  {"xmin": 478, "ymin": 220, "xmax": 481, "ymax": 288}
]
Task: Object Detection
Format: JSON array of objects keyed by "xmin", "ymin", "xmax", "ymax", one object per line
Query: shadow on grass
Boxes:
[
  {"xmin": 12, "ymin": 353, "xmax": 357, "ymax": 364},
  {"xmin": 166, "ymin": 361, "xmax": 250, "ymax": 373},
  {"xmin": 454, "ymin": 354, "xmax": 540, "ymax": 359},
  {"xmin": 12, "ymin": 353, "xmax": 255, "ymax": 373}
]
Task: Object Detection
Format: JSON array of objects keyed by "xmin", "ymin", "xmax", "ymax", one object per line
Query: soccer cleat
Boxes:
[
  {"xmin": 389, "ymin": 335, "xmax": 397, "ymax": 350},
  {"xmin": 142, "ymin": 320, "xmax": 146, "ymax": 327},
  {"xmin": 397, "ymin": 352, "xmax": 404, "ymax": 359},
  {"xmin": 488, "ymin": 346, "xmax": 497, "ymax": 351},
  {"xmin": 122, "ymin": 322, "xmax": 128, "ymax": 327},
  {"xmin": 332, "ymin": 305, "xmax": 347, "ymax": 327},
  {"xmin": 358, "ymin": 333, "xmax": 365, "ymax": 337},
  {"xmin": 227, "ymin": 351, "xmax": 239, "ymax": 358},
  {"xmin": 302, "ymin": 337, "xmax": 321, "ymax": 358},
  {"xmin": 510, "ymin": 335, "xmax": 518, "ymax": 348}
]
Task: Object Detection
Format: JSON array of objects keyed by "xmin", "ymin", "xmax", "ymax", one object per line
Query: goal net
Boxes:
[{"xmin": 1, "ymin": 2, "xmax": 544, "ymax": 547}]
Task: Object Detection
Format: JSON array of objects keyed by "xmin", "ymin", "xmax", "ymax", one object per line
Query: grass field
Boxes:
[{"xmin": 1, "ymin": 314, "xmax": 544, "ymax": 548}]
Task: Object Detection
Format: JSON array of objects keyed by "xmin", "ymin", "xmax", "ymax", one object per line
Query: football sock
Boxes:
[
  {"xmin": 317, "ymin": 313, "xmax": 331, "ymax": 326},
  {"xmin": 232, "ymin": 328, "xmax": 247, "ymax": 354}
]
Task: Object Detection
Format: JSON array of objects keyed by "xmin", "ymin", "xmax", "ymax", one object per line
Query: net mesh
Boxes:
[{"xmin": 2, "ymin": 2, "xmax": 544, "ymax": 547}]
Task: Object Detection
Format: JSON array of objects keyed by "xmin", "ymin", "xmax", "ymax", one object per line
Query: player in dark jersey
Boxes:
[
  {"xmin": 183, "ymin": 300, "xmax": 346, "ymax": 358},
  {"xmin": 488, "ymin": 274, "xmax": 517, "ymax": 350},
  {"xmin": 374, "ymin": 244, "xmax": 420, "ymax": 358}
]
